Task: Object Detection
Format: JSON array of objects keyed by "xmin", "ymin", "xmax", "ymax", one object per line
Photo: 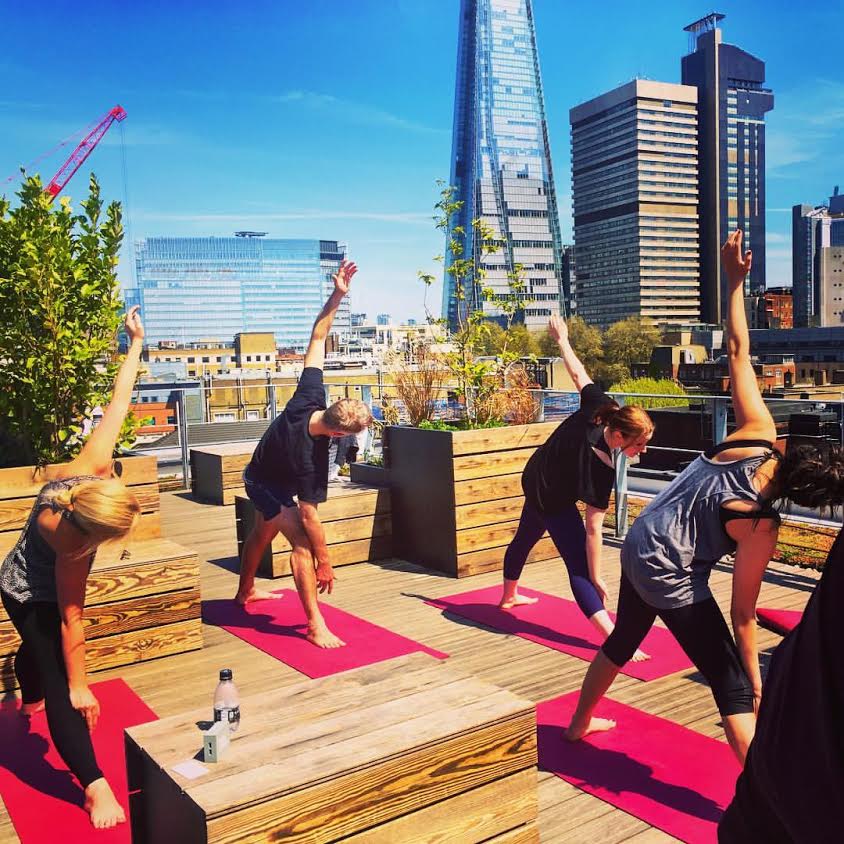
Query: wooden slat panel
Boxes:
[
  {"xmin": 341, "ymin": 768, "xmax": 538, "ymax": 844},
  {"xmin": 454, "ymin": 473, "xmax": 524, "ymax": 506},
  {"xmin": 0, "ymin": 588, "xmax": 201, "ymax": 652},
  {"xmin": 0, "ymin": 549, "xmax": 199, "ymax": 625},
  {"xmin": 0, "ymin": 618, "xmax": 202, "ymax": 691},
  {"xmin": 452, "ymin": 448, "xmax": 538, "ymax": 482},
  {"xmin": 456, "ymin": 520, "xmax": 525, "ymax": 555},
  {"xmin": 204, "ymin": 711, "xmax": 536, "ymax": 844},
  {"xmin": 457, "ymin": 537, "xmax": 558, "ymax": 579},
  {"xmin": 235, "ymin": 486, "xmax": 391, "ymax": 523},
  {"xmin": 264, "ymin": 536, "xmax": 393, "ymax": 578},
  {"xmin": 0, "ymin": 511, "xmax": 160, "ymax": 558},
  {"xmin": 0, "ymin": 456, "xmax": 158, "ymax": 498},
  {"xmin": 270, "ymin": 514, "xmax": 392, "ymax": 553},
  {"xmin": 0, "ymin": 483, "xmax": 160, "ymax": 535},
  {"xmin": 220, "ymin": 453, "xmax": 252, "ymax": 473},
  {"xmin": 455, "ymin": 496, "xmax": 524, "ymax": 530},
  {"xmin": 450, "ymin": 421, "xmax": 558, "ymax": 456}
]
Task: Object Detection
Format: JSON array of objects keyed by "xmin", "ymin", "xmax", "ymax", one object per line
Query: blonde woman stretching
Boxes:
[{"xmin": 0, "ymin": 307, "xmax": 145, "ymax": 829}]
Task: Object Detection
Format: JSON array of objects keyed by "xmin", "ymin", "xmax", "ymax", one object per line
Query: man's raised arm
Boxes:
[{"xmin": 303, "ymin": 260, "xmax": 357, "ymax": 370}]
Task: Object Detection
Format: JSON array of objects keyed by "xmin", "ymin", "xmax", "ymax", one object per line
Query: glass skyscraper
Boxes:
[
  {"xmin": 129, "ymin": 235, "xmax": 349, "ymax": 350},
  {"xmin": 444, "ymin": 0, "xmax": 565, "ymax": 331},
  {"xmin": 682, "ymin": 13, "xmax": 774, "ymax": 322}
]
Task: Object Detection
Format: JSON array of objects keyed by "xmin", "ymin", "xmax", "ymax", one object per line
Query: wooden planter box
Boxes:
[
  {"xmin": 235, "ymin": 482, "xmax": 393, "ymax": 578},
  {"xmin": 348, "ymin": 461, "xmax": 389, "ymax": 487},
  {"xmin": 386, "ymin": 422, "xmax": 560, "ymax": 577},
  {"xmin": 190, "ymin": 443, "xmax": 257, "ymax": 506},
  {"xmin": 0, "ymin": 456, "xmax": 202, "ymax": 689},
  {"xmin": 125, "ymin": 653, "xmax": 538, "ymax": 843}
]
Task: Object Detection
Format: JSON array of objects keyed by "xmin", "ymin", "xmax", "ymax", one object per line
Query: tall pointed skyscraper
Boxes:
[
  {"xmin": 444, "ymin": 0, "xmax": 566, "ymax": 330},
  {"xmin": 682, "ymin": 13, "xmax": 774, "ymax": 323}
]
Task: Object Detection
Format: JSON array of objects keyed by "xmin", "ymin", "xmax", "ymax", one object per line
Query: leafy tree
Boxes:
[
  {"xmin": 536, "ymin": 315, "xmax": 604, "ymax": 371},
  {"xmin": 418, "ymin": 182, "xmax": 530, "ymax": 425},
  {"xmin": 609, "ymin": 377, "xmax": 689, "ymax": 409},
  {"xmin": 603, "ymin": 316, "xmax": 661, "ymax": 372},
  {"xmin": 0, "ymin": 174, "xmax": 129, "ymax": 466},
  {"xmin": 477, "ymin": 322, "xmax": 538, "ymax": 357}
]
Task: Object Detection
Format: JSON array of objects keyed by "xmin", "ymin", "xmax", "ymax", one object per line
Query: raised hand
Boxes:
[
  {"xmin": 548, "ymin": 313, "xmax": 568, "ymax": 345},
  {"xmin": 123, "ymin": 305, "xmax": 144, "ymax": 343},
  {"xmin": 721, "ymin": 229, "xmax": 753, "ymax": 287},
  {"xmin": 332, "ymin": 260, "xmax": 357, "ymax": 296}
]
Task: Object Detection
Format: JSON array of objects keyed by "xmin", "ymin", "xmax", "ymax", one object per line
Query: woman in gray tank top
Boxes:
[
  {"xmin": 565, "ymin": 231, "xmax": 844, "ymax": 765},
  {"xmin": 0, "ymin": 308, "xmax": 145, "ymax": 830}
]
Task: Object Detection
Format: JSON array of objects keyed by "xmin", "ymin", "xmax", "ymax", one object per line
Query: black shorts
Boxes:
[{"xmin": 242, "ymin": 468, "xmax": 296, "ymax": 520}]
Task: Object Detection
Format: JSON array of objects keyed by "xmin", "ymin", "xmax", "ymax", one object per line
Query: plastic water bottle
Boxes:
[{"xmin": 213, "ymin": 669, "xmax": 240, "ymax": 733}]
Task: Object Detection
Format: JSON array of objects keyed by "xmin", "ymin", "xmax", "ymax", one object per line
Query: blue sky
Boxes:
[{"xmin": 1, "ymin": 0, "xmax": 841, "ymax": 321}]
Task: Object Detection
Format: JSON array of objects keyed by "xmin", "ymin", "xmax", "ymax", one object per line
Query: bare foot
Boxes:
[
  {"xmin": 307, "ymin": 624, "xmax": 346, "ymax": 649},
  {"xmin": 84, "ymin": 778, "xmax": 126, "ymax": 830},
  {"xmin": 565, "ymin": 717, "xmax": 617, "ymax": 742},
  {"xmin": 631, "ymin": 649, "xmax": 650, "ymax": 662},
  {"xmin": 499, "ymin": 593, "xmax": 539, "ymax": 610},
  {"xmin": 21, "ymin": 699, "xmax": 45, "ymax": 716},
  {"xmin": 235, "ymin": 587, "xmax": 282, "ymax": 606}
]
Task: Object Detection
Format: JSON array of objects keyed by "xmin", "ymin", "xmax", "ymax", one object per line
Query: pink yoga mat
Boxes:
[
  {"xmin": 203, "ymin": 590, "xmax": 447, "ymax": 678},
  {"xmin": 757, "ymin": 607, "xmax": 802, "ymax": 636},
  {"xmin": 538, "ymin": 693, "xmax": 740, "ymax": 843},
  {"xmin": 0, "ymin": 678, "xmax": 157, "ymax": 844},
  {"xmin": 426, "ymin": 586, "xmax": 693, "ymax": 681}
]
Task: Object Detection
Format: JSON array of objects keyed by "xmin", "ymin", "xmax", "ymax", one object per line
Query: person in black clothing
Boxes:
[
  {"xmin": 719, "ymin": 499, "xmax": 844, "ymax": 842},
  {"xmin": 235, "ymin": 261, "xmax": 372, "ymax": 648},
  {"xmin": 500, "ymin": 314, "xmax": 654, "ymax": 656}
]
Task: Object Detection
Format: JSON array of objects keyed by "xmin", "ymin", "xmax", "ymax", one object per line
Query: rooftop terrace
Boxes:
[{"xmin": 0, "ymin": 490, "xmax": 821, "ymax": 842}]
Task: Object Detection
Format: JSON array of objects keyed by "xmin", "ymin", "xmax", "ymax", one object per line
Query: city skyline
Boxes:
[
  {"xmin": 444, "ymin": 0, "xmax": 565, "ymax": 331},
  {"xmin": 0, "ymin": 1, "xmax": 841, "ymax": 322}
]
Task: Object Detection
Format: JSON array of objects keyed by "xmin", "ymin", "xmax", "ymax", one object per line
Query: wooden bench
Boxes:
[
  {"xmin": 235, "ymin": 482, "xmax": 392, "ymax": 578},
  {"xmin": 0, "ymin": 456, "xmax": 202, "ymax": 691},
  {"xmin": 190, "ymin": 444, "xmax": 256, "ymax": 506},
  {"xmin": 125, "ymin": 653, "xmax": 539, "ymax": 843}
]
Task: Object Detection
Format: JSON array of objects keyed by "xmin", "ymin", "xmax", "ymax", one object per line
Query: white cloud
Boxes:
[{"xmin": 272, "ymin": 90, "xmax": 447, "ymax": 135}]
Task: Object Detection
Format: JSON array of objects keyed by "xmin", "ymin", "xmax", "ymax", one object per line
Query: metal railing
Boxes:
[{"xmin": 134, "ymin": 383, "xmax": 844, "ymax": 535}]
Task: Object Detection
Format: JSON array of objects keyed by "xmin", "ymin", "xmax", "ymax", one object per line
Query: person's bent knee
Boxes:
[
  {"xmin": 713, "ymin": 679, "xmax": 755, "ymax": 716},
  {"xmin": 601, "ymin": 633, "xmax": 638, "ymax": 668},
  {"xmin": 289, "ymin": 543, "xmax": 315, "ymax": 571}
]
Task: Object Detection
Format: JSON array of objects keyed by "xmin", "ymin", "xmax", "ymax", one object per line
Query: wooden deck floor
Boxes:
[{"xmin": 0, "ymin": 489, "xmax": 822, "ymax": 842}]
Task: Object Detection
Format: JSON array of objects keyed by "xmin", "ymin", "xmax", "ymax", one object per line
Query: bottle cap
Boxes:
[{"xmin": 219, "ymin": 668, "xmax": 233, "ymax": 681}]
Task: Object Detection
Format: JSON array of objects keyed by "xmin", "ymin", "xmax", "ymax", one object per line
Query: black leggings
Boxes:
[
  {"xmin": 602, "ymin": 574, "xmax": 754, "ymax": 716},
  {"xmin": 1, "ymin": 592, "xmax": 103, "ymax": 788}
]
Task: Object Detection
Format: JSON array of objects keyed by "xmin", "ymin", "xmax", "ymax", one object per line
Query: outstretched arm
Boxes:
[
  {"xmin": 303, "ymin": 260, "xmax": 357, "ymax": 370},
  {"xmin": 721, "ymin": 231, "xmax": 776, "ymax": 442},
  {"xmin": 70, "ymin": 307, "xmax": 145, "ymax": 477},
  {"xmin": 548, "ymin": 314, "xmax": 592, "ymax": 391}
]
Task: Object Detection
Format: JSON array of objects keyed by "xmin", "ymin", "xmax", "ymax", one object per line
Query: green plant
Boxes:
[
  {"xmin": 418, "ymin": 181, "xmax": 530, "ymax": 426},
  {"xmin": 417, "ymin": 418, "xmax": 505, "ymax": 432},
  {"xmin": 388, "ymin": 344, "xmax": 448, "ymax": 426},
  {"xmin": 0, "ymin": 173, "xmax": 134, "ymax": 466},
  {"xmin": 609, "ymin": 377, "xmax": 689, "ymax": 409}
]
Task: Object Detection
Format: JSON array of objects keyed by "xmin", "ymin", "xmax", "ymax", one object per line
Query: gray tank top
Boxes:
[
  {"xmin": 0, "ymin": 476, "xmax": 98, "ymax": 605},
  {"xmin": 621, "ymin": 446, "xmax": 775, "ymax": 609}
]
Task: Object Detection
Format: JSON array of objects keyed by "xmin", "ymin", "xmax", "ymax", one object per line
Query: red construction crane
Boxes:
[{"xmin": 44, "ymin": 105, "xmax": 127, "ymax": 198}]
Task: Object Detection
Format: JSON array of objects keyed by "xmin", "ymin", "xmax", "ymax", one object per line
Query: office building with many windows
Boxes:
[
  {"xmin": 793, "ymin": 188, "xmax": 844, "ymax": 327},
  {"xmin": 444, "ymin": 0, "xmax": 566, "ymax": 331},
  {"xmin": 128, "ymin": 235, "xmax": 349, "ymax": 350},
  {"xmin": 682, "ymin": 13, "xmax": 774, "ymax": 321},
  {"xmin": 570, "ymin": 79, "xmax": 700, "ymax": 328}
]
